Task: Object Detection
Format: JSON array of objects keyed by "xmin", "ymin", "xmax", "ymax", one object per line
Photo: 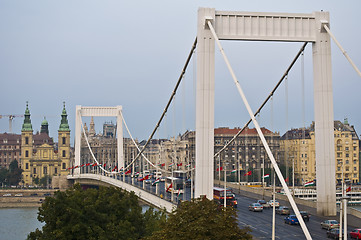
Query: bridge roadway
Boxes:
[
  {"xmin": 68, "ymin": 174, "xmax": 357, "ymax": 239},
  {"xmin": 67, "ymin": 174, "xmax": 176, "ymax": 212}
]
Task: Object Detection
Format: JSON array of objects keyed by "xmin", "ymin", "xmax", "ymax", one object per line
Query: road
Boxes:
[{"xmin": 120, "ymin": 175, "xmax": 355, "ymax": 239}]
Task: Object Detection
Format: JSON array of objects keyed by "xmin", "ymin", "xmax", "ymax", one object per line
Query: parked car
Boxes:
[
  {"xmin": 284, "ymin": 215, "xmax": 299, "ymax": 225},
  {"xmin": 349, "ymin": 228, "xmax": 361, "ymax": 239},
  {"xmin": 248, "ymin": 203, "xmax": 263, "ymax": 212},
  {"xmin": 15, "ymin": 193, "xmax": 23, "ymax": 197},
  {"xmin": 300, "ymin": 211, "xmax": 311, "ymax": 221},
  {"xmin": 257, "ymin": 199, "xmax": 270, "ymax": 209},
  {"xmin": 30, "ymin": 193, "xmax": 38, "ymax": 196},
  {"xmin": 2, "ymin": 193, "xmax": 11, "ymax": 197},
  {"xmin": 268, "ymin": 199, "xmax": 280, "ymax": 208},
  {"xmin": 276, "ymin": 206, "xmax": 290, "ymax": 215},
  {"xmin": 327, "ymin": 228, "xmax": 343, "ymax": 239},
  {"xmin": 321, "ymin": 220, "xmax": 340, "ymax": 230},
  {"xmin": 43, "ymin": 193, "xmax": 51, "ymax": 196}
]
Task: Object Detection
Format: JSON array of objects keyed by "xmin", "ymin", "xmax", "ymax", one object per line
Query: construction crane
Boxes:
[{"xmin": 0, "ymin": 115, "xmax": 24, "ymax": 133}]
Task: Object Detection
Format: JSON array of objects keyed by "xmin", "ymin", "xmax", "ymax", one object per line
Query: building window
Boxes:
[
  {"xmin": 55, "ymin": 168, "xmax": 57, "ymax": 174},
  {"xmin": 346, "ymin": 153, "xmax": 349, "ymax": 158},
  {"xmin": 43, "ymin": 167, "xmax": 47, "ymax": 175},
  {"xmin": 62, "ymin": 137, "xmax": 66, "ymax": 145},
  {"xmin": 25, "ymin": 137, "xmax": 29, "ymax": 145},
  {"xmin": 354, "ymin": 167, "xmax": 357, "ymax": 171},
  {"xmin": 62, "ymin": 150, "xmax": 66, "ymax": 158},
  {"xmin": 25, "ymin": 150, "xmax": 29, "ymax": 158},
  {"xmin": 345, "ymin": 147, "xmax": 349, "ymax": 151},
  {"xmin": 33, "ymin": 168, "xmax": 36, "ymax": 174},
  {"xmin": 62, "ymin": 163, "xmax": 66, "ymax": 169},
  {"xmin": 346, "ymin": 160, "xmax": 349, "ymax": 164},
  {"xmin": 26, "ymin": 163, "xmax": 29, "ymax": 169}
]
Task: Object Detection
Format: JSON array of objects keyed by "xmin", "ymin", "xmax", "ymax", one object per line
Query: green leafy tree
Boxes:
[
  {"xmin": 32, "ymin": 176, "xmax": 40, "ymax": 186},
  {"xmin": 7, "ymin": 160, "xmax": 23, "ymax": 186},
  {"xmin": 39, "ymin": 175, "xmax": 51, "ymax": 188},
  {"xmin": 0, "ymin": 167, "xmax": 9, "ymax": 186},
  {"xmin": 27, "ymin": 184, "xmax": 165, "ymax": 240},
  {"xmin": 145, "ymin": 197, "xmax": 252, "ymax": 240}
]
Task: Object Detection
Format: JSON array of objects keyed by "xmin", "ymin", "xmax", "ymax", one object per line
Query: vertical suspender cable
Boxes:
[
  {"xmin": 207, "ymin": 20, "xmax": 311, "ymax": 240},
  {"xmin": 285, "ymin": 75, "xmax": 289, "ymax": 185}
]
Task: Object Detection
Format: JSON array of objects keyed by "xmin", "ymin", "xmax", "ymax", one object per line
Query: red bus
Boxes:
[{"xmin": 213, "ymin": 187, "xmax": 237, "ymax": 208}]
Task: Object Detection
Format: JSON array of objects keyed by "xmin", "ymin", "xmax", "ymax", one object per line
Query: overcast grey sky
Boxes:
[{"xmin": 1, "ymin": 0, "xmax": 360, "ymax": 145}]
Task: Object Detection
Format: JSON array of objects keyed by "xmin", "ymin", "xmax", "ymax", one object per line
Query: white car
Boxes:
[
  {"xmin": 15, "ymin": 193, "xmax": 23, "ymax": 197},
  {"xmin": 268, "ymin": 200, "xmax": 280, "ymax": 208},
  {"xmin": 3, "ymin": 193, "xmax": 11, "ymax": 197}
]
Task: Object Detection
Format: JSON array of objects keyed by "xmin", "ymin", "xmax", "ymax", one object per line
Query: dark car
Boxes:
[
  {"xmin": 327, "ymin": 228, "xmax": 343, "ymax": 239},
  {"xmin": 276, "ymin": 206, "xmax": 290, "ymax": 215},
  {"xmin": 300, "ymin": 211, "xmax": 311, "ymax": 221},
  {"xmin": 284, "ymin": 215, "xmax": 299, "ymax": 225}
]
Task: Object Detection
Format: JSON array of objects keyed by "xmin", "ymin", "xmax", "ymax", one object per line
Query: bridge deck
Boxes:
[{"xmin": 67, "ymin": 174, "xmax": 176, "ymax": 213}]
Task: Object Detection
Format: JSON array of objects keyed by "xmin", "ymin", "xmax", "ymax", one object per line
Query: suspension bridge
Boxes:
[{"xmin": 67, "ymin": 8, "xmax": 361, "ymax": 240}]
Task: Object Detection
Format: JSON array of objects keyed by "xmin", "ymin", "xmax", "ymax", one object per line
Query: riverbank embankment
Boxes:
[{"xmin": 0, "ymin": 189, "xmax": 58, "ymax": 208}]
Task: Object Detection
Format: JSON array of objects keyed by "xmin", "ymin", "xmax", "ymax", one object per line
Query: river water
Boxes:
[{"xmin": 0, "ymin": 208, "xmax": 43, "ymax": 240}]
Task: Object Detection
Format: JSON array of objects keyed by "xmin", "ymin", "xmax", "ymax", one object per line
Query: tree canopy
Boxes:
[
  {"xmin": 0, "ymin": 160, "xmax": 23, "ymax": 186},
  {"xmin": 27, "ymin": 184, "xmax": 166, "ymax": 240},
  {"xmin": 145, "ymin": 197, "xmax": 252, "ymax": 240}
]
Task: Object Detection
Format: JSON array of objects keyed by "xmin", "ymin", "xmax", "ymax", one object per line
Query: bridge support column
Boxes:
[
  {"xmin": 117, "ymin": 106, "xmax": 124, "ymax": 173},
  {"xmin": 195, "ymin": 8, "xmax": 215, "ymax": 199},
  {"xmin": 313, "ymin": 11, "xmax": 336, "ymax": 216}
]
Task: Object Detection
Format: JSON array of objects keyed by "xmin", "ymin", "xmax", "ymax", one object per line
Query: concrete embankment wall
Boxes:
[
  {"xmin": 216, "ymin": 180, "xmax": 361, "ymax": 228},
  {"xmin": 0, "ymin": 189, "xmax": 58, "ymax": 208}
]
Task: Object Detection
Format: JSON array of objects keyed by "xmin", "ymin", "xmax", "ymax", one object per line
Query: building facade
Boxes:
[
  {"xmin": 80, "ymin": 118, "xmax": 139, "ymax": 173},
  {"xmin": 279, "ymin": 128, "xmax": 315, "ymax": 185},
  {"xmin": 186, "ymin": 127, "xmax": 280, "ymax": 182},
  {"xmin": 280, "ymin": 119, "xmax": 360, "ymax": 185},
  {"xmin": 0, "ymin": 133, "xmax": 21, "ymax": 169},
  {"xmin": 21, "ymin": 103, "xmax": 71, "ymax": 186}
]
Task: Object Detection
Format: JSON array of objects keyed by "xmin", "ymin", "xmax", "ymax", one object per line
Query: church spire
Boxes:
[
  {"xmin": 59, "ymin": 102, "xmax": 70, "ymax": 132},
  {"xmin": 22, "ymin": 101, "xmax": 33, "ymax": 131},
  {"xmin": 89, "ymin": 116, "xmax": 96, "ymax": 136}
]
